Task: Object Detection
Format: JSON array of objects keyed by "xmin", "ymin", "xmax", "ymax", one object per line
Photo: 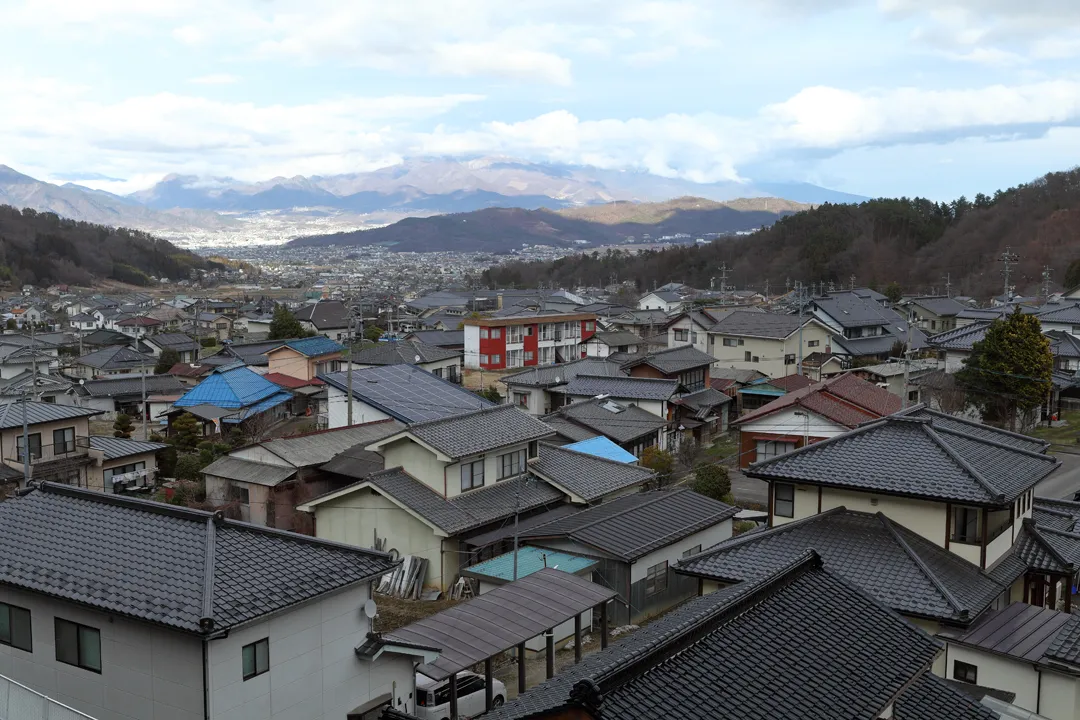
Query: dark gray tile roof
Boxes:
[
  {"xmin": 927, "ymin": 321, "xmax": 990, "ymax": 351},
  {"xmin": 87, "ymin": 436, "xmax": 168, "ymax": 461},
  {"xmin": 292, "ymin": 300, "xmax": 350, "ymax": 329},
  {"xmin": 675, "ymin": 508, "xmax": 1002, "ymax": 623},
  {"xmin": 399, "ymin": 404, "xmax": 555, "ymax": 459},
  {"xmin": 448, "ymin": 475, "xmax": 565, "ymax": 529},
  {"xmin": 811, "ymin": 291, "xmax": 901, "ymax": 329},
  {"xmin": 487, "ymin": 552, "xmax": 949, "ymax": 720},
  {"xmin": 1010, "ymin": 519, "xmax": 1080, "ymax": 573},
  {"xmin": 1045, "ymin": 613, "xmax": 1080, "ymax": 666},
  {"xmin": 831, "ymin": 325, "xmax": 928, "ymax": 357},
  {"xmin": 147, "ymin": 333, "xmax": 200, "ymax": 351},
  {"xmin": 676, "ymin": 387, "xmax": 732, "ymax": 419},
  {"xmin": 0, "ymin": 483, "xmax": 397, "ymax": 634},
  {"xmin": 351, "ymin": 340, "xmax": 460, "ymax": 366},
  {"xmin": 401, "ymin": 330, "xmax": 464, "ymax": 347},
  {"xmin": 321, "ymin": 364, "xmax": 492, "ymax": 423},
  {"xmin": 542, "ymin": 398, "xmax": 668, "ymax": 444},
  {"xmin": 1048, "ymin": 330, "xmax": 1080, "ymax": 359},
  {"xmin": 541, "ymin": 416, "xmax": 599, "ymax": 443},
  {"xmin": 202, "ymin": 455, "xmax": 298, "ymax": 487},
  {"xmin": 562, "ymin": 374, "xmax": 679, "ymax": 401},
  {"xmin": 253, "ymin": 420, "xmax": 402, "ymax": 468},
  {"xmin": 896, "ymin": 406, "xmax": 1050, "ymax": 452},
  {"xmin": 364, "ymin": 468, "xmax": 477, "ymax": 534},
  {"xmin": 907, "ymin": 296, "xmax": 969, "ymax": 317},
  {"xmin": 0, "ymin": 401, "xmax": 102, "ymax": 429},
  {"xmin": 75, "ymin": 345, "xmax": 155, "ymax": 370},
  {"xmin": 76, "ymin": 374, "xmax": 185, "ymax": 398},
  {"xmin": 748, "ymin": 415, "xmax": 1060, "ymax": 505},
  {"xmin": 500, "ymin": 358, "xmax": 624, "ymax": 388},
  {"xmin": 528, "ymin": 443, "xmax": 655, "ymax": 502},
  {"xmin": 894, "ymin": 673, "xmax": 998, "ymax": 720},
  {"xmin": 708, "ymin": 311, "xmax": 810, "ymax": 338},
  {"xmin": 619, "ymin": 345, "xmax": 714, "ymax": 375},
  {"xmin": 1038, "ymin": 301, "xmax": 1080, "ymax": 325},
  {"xmin": 1034, "ymin": 497, "xmax": 1080, "ymax": 532},
  {"xmin": 522, "ymin": 489, "xmax": 737, "ymax": 560},
  {"xmin": 589, "ymin": 331, "xmax": 644, "ymax": 347}
]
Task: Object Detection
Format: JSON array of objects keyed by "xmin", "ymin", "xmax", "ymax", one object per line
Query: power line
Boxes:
[{"xmin": 999, "ymin": 246, "xmax": 1020, "ymax": 300}]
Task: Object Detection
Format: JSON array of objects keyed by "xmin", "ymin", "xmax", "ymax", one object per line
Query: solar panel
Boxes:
[{"xmin": 324, "ymin": 365, "xmax": 491, "ymax": 423}]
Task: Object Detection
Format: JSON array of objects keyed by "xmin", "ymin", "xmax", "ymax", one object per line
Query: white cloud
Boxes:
[{"xmin": 187, "ymin": 73, "xmax": 240, "ymax": 85}]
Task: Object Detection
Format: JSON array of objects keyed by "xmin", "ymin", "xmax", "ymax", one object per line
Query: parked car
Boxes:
[{"xmin": 414, "ymin": 671, "xmax": 507, "ymax": 719}]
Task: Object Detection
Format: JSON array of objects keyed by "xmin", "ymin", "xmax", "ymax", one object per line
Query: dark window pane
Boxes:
[
  {"xmin": 242, "ymin": 644, "xmax": 256, "ymax": 678},
  {"xmin": 79, "ymin": 626, "xmax": 101, "ymax": 672},
  {"xmin": 255, "ymin": 639, "xmax": 269, "ymax": 674},
  {"xmin": 55, "ymin": 620, "xmax": 79, "ymax": 666},
  {"xmin": 11, "ymin": 606, "xmax": 31, "ymax": 652},
  {"xmin": 0, "ymin": 605, "xmax": 9, "ymax": 645}
]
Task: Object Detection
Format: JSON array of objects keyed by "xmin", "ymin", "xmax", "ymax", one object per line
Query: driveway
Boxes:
[
  {"xmin": 730, "ymin": 467, "xmax": 769, "ymax": 509},
  {"xmin": 1035, "ymin": 450, "xmax": 1080, "ymax": 500}
]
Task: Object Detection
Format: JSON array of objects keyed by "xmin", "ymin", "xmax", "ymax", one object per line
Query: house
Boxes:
[
  {"xmin": 142, "ymin": 302, "xmax": 191, "ymax": 330},
  {"xmin": 927, "ymin": 321, "xmax": 991, "ymax": 373},
  {"xmin": 239, "ymin": 311, "xmax": 274, "ymax": 337},
  {"xmin": 849, "ymin": 358, "xmax": 941, "ymax": 403},
  {"xmin": 85, "ymin": 436, "xmax": 167, "ymax": 493},
  {"xmin": 201, "ymin": 337, "xmax": 302, "ymax": 370},
  {"xmin": 73, "ymin": 374, "xmax": 185, "ymax": 421},
  {"xmin": 142, "ymin": 332, "xmax": 200, "ymax": 363},
  {"xmin": 734, "ymin": 372, "xmax": 902, "ymax": 467},
  {"xmin": 705, "ymin": 311, "xmax": 834, "ymax": 378},
  {"xmin": 556, "ymin": 375, "xmax": 680, "ymax": 420},
  {"xmin": 620, "ymin": 345, "xmax": 714, "ymax": 392},
  {"xmin": 264, "ymin": 336, "xmax": 344, "ymax": 381},
  {"xmin": 203, "ymin": 420, "xmax": 403, "ymax": 530},
  {"xmin": 168, "ymin": 364, "xmax": 293, "ymax": 436},
  {"xmin": 670, "ymin": 386, "xmax": 732, "ymax": 442},
  {"xmin": 663, "ymin": 308, "xmax": 722, "ymax": 356},
  {"xmin": 904, "ymin": 295, "xmax": 969, "ymax": 333},
  {"xmin": 1037, "ymin": 301, "xmax": 1080, "ymax": 338},
  {"xmin": 605, "ymin": 309, "xmax": 670, "ymax": 348},
  {"xmin": 0, "ymin": 401, "xmax": 103, "ymax": 486},
  {"xmin": 293, "ymin": 299, "xmax": 352, "ymax": 341},
  {"xmin": 350, "ymin": 340, "xmax": 462, "ymax": 383},
  {"xmin": 0, "ymin": 342, "xmax": 60, "ymax": 379},
  {"xmin": 809, "ymin": 288, "xmax": 927, "ymax": 362},
  {"xmin": 463, "ymin": 311, "xmax": 596, "ymax": 370},
  {"xmin": 580, "ymin": 331, "xmax": 643, "ymax": 359},
  {"xmin": 0, "ymin": 371, "xmax": 75, "ymax": 406},
  {"xmin": 542, "ymin": 397, "xmax": 670, "ymax": 456},
  {"xmin": 196, "ymin": 312, "xmax": 233, "ymax": 342},
  {"xmin": 747, "ymin": 407, "xmax": 1060, "ymax": 579},
  {"xmin": 166, "ymin": 362, "xmax": 214, "ymax": 387},
  {"xmin": 401, "ymin": 329, "xmax": 465, "ymax": 351},
  {"xmin": 520, "ymin": 489, "xmax": 737, "ymax": 624},
  {"xmin": 500, "ymin": 358, "xmax": 623, "ymax": 416},
  {"xmin": 320, "ymin": 364, "xmax": 492, "ymax": 428},
  {"xmin": 527, "ymin": 443, "xmax": 655, "ymax": 504},
  {"xmin": 1048, "ymin": 330, "xmax": 1080, "ymax": 372},
  {"xmin": 78, "ymin": 328, "xmax": 133, "ymax": 349},
  {"xmin": 69, "ymin": 346, "xmax": 155, "ymax": 378},
  {"xmin": 300, "ymin": 405, "xmax": 566, "ymax": 590},
  {"xmin": 637, "ymin": 290, "xmax": 686, "ymax": 313},
  {"xmin": 68, "ymin": 312, "xmax": 98, "ymax": 332},
  {"xmin": 114, "ymin": 315, "xmax": 164, "ymax": 338},
  {"xmin": 0, "ymin": 482, "xmax": 419, "ymax": 720},
  {"xmin": 485, "ymin": 552, "xmax": 996, "ymax": 720}
]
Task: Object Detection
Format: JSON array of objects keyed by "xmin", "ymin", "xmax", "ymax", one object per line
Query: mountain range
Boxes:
[{"xmin": 0, "ymin": 157, "xmax": 866, "ymax": 246}]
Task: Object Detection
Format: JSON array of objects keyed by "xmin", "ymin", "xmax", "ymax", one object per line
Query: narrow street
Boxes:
[{"xmin": 1035, "ymin": 450, "xmax": 1080, "ymax": 500}]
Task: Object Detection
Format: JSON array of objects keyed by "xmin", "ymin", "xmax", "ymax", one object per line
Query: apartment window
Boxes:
[
  {"xmin": 242, "ymin": 638, "xmax": 270, "ymax": 681},
  {"xmin": 525, "ymin": 325, "xmax": 534, "ymax": 336},
  {"xmin": 460, "ymin": 460, "xmax": 485, "ymax": 491},
  {"xmin": 585, "ymin": 321, "xmax": 595, "ymax": 332},
  {"xmin": 673, "ymin": 329, "xmax": 689, "ymax": 342},
  {"xmin": 681, "ymin": 545, "xmax": 702, "ymax": 559},
  {"xmin": 808, "ymin": 340, "xmax": 820, "ymax": 347},
  {"xmin": 498, "ymin": 449, "xmax": 526, "ymax": 479},
  {"xmin": 757, "ymin": 440, "xmax": 795, "ymax": 461},
  {"xmin": 0, "ymin": 602, "xmax": 32, "ymax": 652},
  {"xmin": 53, "ymin": 427, "xmax": 75, "ymax": 454},
  {"xmin": 784, "ymin": 354, "xmax": 796, "ymax": 365},
  {"xmin": 479, "ymin": 354, "xmax": 489, "ymax": 365},
  {"xmin": 513, "ymin": 392, "xmax": 530, "ymax": 408},
  {"xmin": 55, "ymin": 619, "xmax": 101, "ymax": 673},
  {"xmin": 509, "ymin": 326, "xmax": 523, "ymax": 343},
  {"xmin": 507, "ymin": 350, "xmax": 523, "ymax": 368},
  {"xmin": 723, "ymin": 338, "xmax": 738, "ymax": 347},
  {"xmin": 479, "ymin": 328, "xmax": 489, "ymax": 339},
  {"xmin": 953, "ymin": 660, "xmax": 978, "ymax": 685},
  {"xmin": 774, "ymin": 483, "xmax": 795, "ymax": 518},
  {"xmin": 645, "ymin": 561, "xmax": 668, "ymax": 596},
  {"xmin": 16, "ymin": 433, "xmax": 42, "ymax": 462},
  {"xmin": 691, "ymin": 331, "xmax": 698, "ymax": 343},
  {"xmin": 952, "ymin": 506, "xmax": 981, "ymax": 544},
  {"xmin": 491, "ymin": 354, "xmax": 502, "ymax": 365},
  {"xmin": 490, "ymin": 328, "xmax": 501, "ymax": 339},
  {"xmin": 744, "ymin": 351, "xmax": 752, "ymax": 362},
  {"xmin": 524, "ymin": 351, "xmax": 534, "ymax": 362}
]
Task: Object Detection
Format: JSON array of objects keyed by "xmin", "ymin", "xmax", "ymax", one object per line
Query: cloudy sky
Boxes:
[{"xmin": 2, "ymin": 0, "xmax": 1079, "ymax": 199}]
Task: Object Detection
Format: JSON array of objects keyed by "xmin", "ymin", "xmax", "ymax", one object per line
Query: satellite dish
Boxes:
[
  {"xmin": 414, "ymin": 355, "xmax": 421, "ymax": 363},
  {"xmin": 78, "ymin": 379, "xmax": 85, "ymax": 385},
  {"xmin": 363, "ymin": 599, "xmax": 378, "ymax": 619},
  {"xmin": 554, "ymin": 376, "xmax": 561, "ymax": 384}
]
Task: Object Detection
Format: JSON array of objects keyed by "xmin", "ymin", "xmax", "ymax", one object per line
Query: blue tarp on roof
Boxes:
[
  {"xmin": 463, "ymin": 546, "xmax": 597, "ymax": 583},
  {"xmin": 278, "ymin": 337, "xmax": 344, "ymax": 357},
  {"xmin": 173, "ymin": 365, "xmax": 284, "ymax": 409},
  {"xmin": 565, "ymin": 436, "xmax": 638, "ymax": 464}
]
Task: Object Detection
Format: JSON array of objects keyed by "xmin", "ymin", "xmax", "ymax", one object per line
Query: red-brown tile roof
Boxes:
[
  {"xmin": 771, "ymin": 374, "xmax": 817, "ymax": 392},
  {"xmin": 735, "ymin": 372, "xmax": 901, "ymax": 428},
  {"xmin": 263, "ymin": 372, "xmax": 324, "ymax": 389}
]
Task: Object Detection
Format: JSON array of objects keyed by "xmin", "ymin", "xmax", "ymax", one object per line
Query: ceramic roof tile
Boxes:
[
  {"xmin": 351, "ymin": 340, "xmax": 460, "ymax": 366},
  {"xmin": 402, "ymin": 404, "xmax": 555, "ymax": 458},
  {"xmin": 542, "ymin": 398, "xmax": 668, "ymax": 444},
  {"xmin": 528, "ymin": 443, "xmax": 655, "ymax": 502},
  {"xmin": 321, "ymin": 364, "xmax": 492, "ymax": 423},
  {"xmin": 87, "ymin": 436, "xmax": 168, "ymax": 461},
  {"xmin": 893, "ymin": 672, "xmax": 998, "ymax": 720},
  {"xmin": 77, "ymin": 374, "xmax": 185, "ymax": 398},
  {"xmin": 737, "ymin": 372, "xmax": 900, "ymax": 427},
  {"xmin": 500, "ymin": 358, "xmax": 624, "ymax": 388},
  {"xmin": 562, "ymin": 374, "xmax": 680, "ymax": 401},
  {"xmin": 927, "ymin": 322, "xmax": 990, "ymax": 351},
  {"xmin": 619, "ymin": 345, "xmax": 714, "ymax": 374},
  {"xmin": 708, "ymin": 311, "xmax": 811, "ymax": 338}
]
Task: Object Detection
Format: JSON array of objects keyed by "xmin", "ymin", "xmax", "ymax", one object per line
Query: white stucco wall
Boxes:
[
  {"xmin": 944, "ymin": 644, "xmax": 1046, "ymax": 716},
  {"xmin": 629, "ymin": 519, "xmax": 733, "ymax": 583},
  {"xmin": 463, "ymin": 325, "xmax": 482, "ymax": 369},
  {"xmin": 770, "ymin": 482, "xmax": 821, "ymax": 526},
  {"xmin": 326, "ymin": 386, "xmax": 392, "ymax": 429},
  {"xmin": 505, "ymin": 385, "xmax": 546, "ymax": 416},
  {"xmin": 206, "ymin": 583, "xmax": 416, "ymax": 720},
  {"xmin": 740, "ymin": 408, "xmax": 847, "ymax": 441}
]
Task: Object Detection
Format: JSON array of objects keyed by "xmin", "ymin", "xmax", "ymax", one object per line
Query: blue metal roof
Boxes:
[
  {"xmin": 564, "ymin": 436, "xmax": 638, "ymax": 464},
  {"xmin": 739, "ymin": 382, "xmax": 787, "ymax": 397},
  {"xmin": 279, "ymin": 337, "xmax": 344, "ymax": 357},
  {"xmin": 464, "ymin": 547, "xmax": 597, "ymax": 582},
  {"xmin": 223, "ymin": 392, "xmax": 294, "ymax": 423},
  {"xmin": 173, "ymin": 365, "xmax": 284, "ymax": 409}
]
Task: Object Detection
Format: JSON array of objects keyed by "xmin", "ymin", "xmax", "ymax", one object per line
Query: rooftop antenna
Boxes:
[
  {"xmin": 999, "ymin": 246, "xmax": 1019, "ymax": 300},
  {"xmin": 942, "ymin": 273, "xmax": 952, "ymax": 298}
]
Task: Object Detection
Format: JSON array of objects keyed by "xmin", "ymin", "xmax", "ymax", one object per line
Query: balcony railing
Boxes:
[{"xmin": 7, "ymin": 436, "xmax": 91, "ymax": 465}]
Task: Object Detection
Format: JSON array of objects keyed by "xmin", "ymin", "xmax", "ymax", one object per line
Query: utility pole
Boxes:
[
  {"xmin": 346, "ymin": 309, "xmax": 356, "ymax": 427},
  {"xmin": 942, "ymin": 273, "xmax": 952, "ymax": 298},
  {"xmin": 901, "ymin": 320, "xmax": 913, "ymax": 409},
  {"xmin": 797, "ymin": 282, "xmax": 805, "ymax": 377},
  {"xmin": 1042, "ymin": 266, "xmax": 1053, "ymax": 300},
  {"xmin": 29, "ymin": 322, "xmax": 38, "ymax": 401},
  {"xmin": 718, "ymin": 263, "xmax": 730, "ymax": 305},
  {"xmin": 141, "ymin": 342, "xmax": 148, "ymax": 441},
  {"xmin": 21, "ymin": 388, "xmax": 30, "ymax": 484},
  {"xmin": 850, "ymin": 275, "xmax": 856, "ymax": 291},
  {"xmin": 763, "ymin": 279, "xmax": 770, "ymax": 299},
  {"xmin": 999, "ymin": 246, "xmax": 1019, "ymax": 301}
]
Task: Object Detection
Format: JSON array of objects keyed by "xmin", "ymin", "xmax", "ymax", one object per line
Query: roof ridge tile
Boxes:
[
  {"xmin": 876, "ymin": 512, "xmax": 966, "ymax": 616},
  {"xmin": 921, "ymin": 423, "xmax": 1004, "ymax": 502}
]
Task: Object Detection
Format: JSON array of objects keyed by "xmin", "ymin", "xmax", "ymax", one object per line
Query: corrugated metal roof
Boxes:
[
  {"xmin": 173, "ymin": 365, "xmax": 284, "ymax": 409},
  {"xmin": 321, "ymin": 365, "xmax": 492, "ymax": 423},
  {"xmin": 462, "ymin": 547, "xmax": 597, "ymax": 583},
  {"xmin": 202, "ymin": 456, "xmax": 297, "ymax": 486},
  {"xmin": 385, "ymin": 568, "xmax": 617, "ymax": 681},
  {"xmin": 0, "ymin": 401, "xmax": 102, "ymax": 429}
]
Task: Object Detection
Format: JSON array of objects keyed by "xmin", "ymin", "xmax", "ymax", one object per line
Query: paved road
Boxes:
[
  {"xmin": 1035, "ymin": 450, "xmax": 1080, "ymax": 499},
  {"xmin": 730, "ymin": 468, "xmax": 769, "ymax": 508}
]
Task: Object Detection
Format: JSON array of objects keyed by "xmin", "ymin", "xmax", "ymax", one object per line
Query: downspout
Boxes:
[{"xmin": 1036, "ymin": 665, "xmax": 1042, "ymax": 716}]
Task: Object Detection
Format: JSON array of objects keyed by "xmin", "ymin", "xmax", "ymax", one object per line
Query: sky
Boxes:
[{"xmin": 1, "ymin": 0, "xmax": 1079, "ymax": 200}]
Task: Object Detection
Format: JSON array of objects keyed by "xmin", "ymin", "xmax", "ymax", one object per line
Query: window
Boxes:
[
  {"xmin": 774, "ymin": 482, "xmax": 795, "ymax": 518},
  {"xmin": 242, "ymin": 638, "xmax": 270, "ymax": 680},
  {"xmin": 513, "ymin": 392, "xmax": 530, "ymax": 408},
  {"xmin": 645, "ymin": 561, "xmax": 668, "ymax": 596},
  {"xmin": 509, "ymin": 326, "xmax": 523, "ymax": 343},
  {"xmin": 691, "ymin": 331, "xmax": 698, "ymax": 343},
  {"xmin": 479, "ymin": 328, "xmax": 489, "ymax": 339},
  {"xmin": 807, "ymin": 340, "xmax": 820, "ymax": 347},
  {"xmin": 53, "ymin": 427, "xmax": 75, "ymax": 454},
  {"xmin": 680, "ymin": 367, "xmax": 706, "ymax": 392},
  {"xmin": 103, "ymin": 461, "xmax": 146, "ymax": 489},
  {"xmin": 752, "ymin": 356, "xmax": 760, "ymax": 363},
  {"xmin": 723, "ymin": 337, "xmax": 738, "ymax": 347},
  {"xmin": 0, "ymin": 602, "xmax": 32, "ymax": 652},
  {"xmin": 461, "ymin": 460, "xmax": 485, "ymax": 491},
  {"xmin": 907, "ymin": 390, "xmax": 919, "ymax": 404},
  {"xmin": 930, "ymin": 320, "xmax": 937, "ymax": 330},
  {"xmin": 757, "ymin": 440, "xmax": 795, "ymax": 461},
  {"xmin": 524, "ymin": 351, "xmax": 534, "ymax": 362},
  {"xmin": 952, "ymin": 506, "xmax": 981, "ymax": 544},
  {"xmin": 16, "ymin": 433, "xmax": 42, "ymax": 462},
  {"xmin": 55, "ymin": 619, "xmax": 101, "ymax": 673},
  {"xmin": 490, "ymin": 328, "xmax": 501, "ymax": 339},
  {"xmin": 681, "ymin": 545, "xmax": 702, "ymax": 559},
  {"xmin": 525, "ymin": 325, "xmax": 534, "ymax": 336},
  {"xmin": 744, "ymin": 351, "xmax": 752, "ymax": 362},
  {"xmin": 498, "ymin": 449, "xmax": 526, "ymax": 479},
  {"xmin": 507, "ymin": 349, "xmax": 523, "ymax": 368},
  {"xmin": 479, "ymin": 354, "xmax": 489, "ymax": 365},
  {"xmin": 231, "ymin": 485, "xmax": 250, "ymax": 505},
  {"xmin": 673, "ymin": 329, "xmax": 689, "ymax": 342},
  {"xmin": 953, "ymin": 660, "xmax": 978, "ymax": 685},
  {"xmin": 784, "ymin": 354, "xmax": 796, "ymax": 365},
  {"xmin": 491, "ymin": 354, "xmax": 501, "ymax": 365},
  {"xmin": 585, "ymin": 321, "xmax": 595, "ymax": 332}
]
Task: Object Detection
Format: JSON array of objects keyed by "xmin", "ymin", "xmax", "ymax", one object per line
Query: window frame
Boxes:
[
  {"xmin": 16, "ymin": 432, "xmax": 42, "ymax": 462},
  {"xmin": 645, "ymin": 561, "xmax": 668, "ymax": 596},
  {"xmin": 681, "ymin": 545, "xmax": 702, "ymax": 559},
  {"xmin": 53, "ymin": 426, "xmax": 76, "ymax": 454},
  {"xmin": 953, "ymin": 660, "xmax": 978, "ymax": 684},
  {"xmin": 774, "ymin": 482, "xmax": 795, "ymax": 518},
  {"xmin": 497, "ymin": 449, "xmax": 526, "ymax": 480},
  {"xmin": 460, "ymin": 459, "xmax": 486, "ymax": 491},
  {"xmin": 784, "ymin": 354, "xmax": 796, "ymax": 365},
  {"xmin": 807, "ymin": 340, "xmax": 820, "ymax": 347},
  {"xmin": 0, "ymin": 601, "xmax": 32, "ymax": 653},
  {"xmin": 722, "ymin": 337, "xmax": 738, "ymax": 347},
  {"xmin": 951, "ymin": 505, "xmax": 981, "ymax": 544},
  {"xmin": 242, "ymin": 637, "xmax": 270, "ymax": 681},
  {"xmin": 54, "ymin": 618, "xmax": 101, "ymax": 673}
]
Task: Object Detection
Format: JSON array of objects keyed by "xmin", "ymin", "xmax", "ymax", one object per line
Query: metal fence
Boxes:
[
  {"xmin": 0, "ymin": 673, "xmax": 97, "ymax": 720},
  {"xmin": 590, "ymin": 558, "xmax": 699, "ymax": 627}
]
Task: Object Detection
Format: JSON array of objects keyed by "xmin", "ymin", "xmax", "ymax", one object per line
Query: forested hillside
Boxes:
[
  {"xmin": 483, "ymin": 169, "xmax": 1080, "ymax": 299},
  {"xmin": 0, "ymin": 205, "xmax": 212, "ymax": 287}
]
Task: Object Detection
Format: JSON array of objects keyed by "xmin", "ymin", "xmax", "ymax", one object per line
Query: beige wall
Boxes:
[
  {"xmin": 771, "ymin": 482, "xmax": 821, "ymax": 526},
  {"xmin": 86, "ymin": 451, "xmax": 159, "ymax": 493},
  {"xmin": 818, "ymin": 488, "xmax": 949, "ymax": 547},
  {"xmin": 379, "ymin": 440, "xmax": 447, "ymax": 494},
  {"xmin": 707, "ymin": 323, "xmax": 833, "ymax": 379},
  {"xmin": 944, "ymin": 644, "xmax": 1045, "ymax": 716},
  {"xmin": 267, "ymin": 347, "xmax": 315, "ymax": 381},
  {"xmin": 666, "ymin": 317, "xmax": 710, "ymax": 356}
]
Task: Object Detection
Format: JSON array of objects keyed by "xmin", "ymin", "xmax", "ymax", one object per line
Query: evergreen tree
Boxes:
[
  {"xmin": 956, "ymin": 308, "xmax": 1053, "ymax": 429},
  {"xmin": 154, "ymin": 348, "xmax": 181, "ymax": 375},
  {"xmin": 112, "ymin": 413, "xmax": 134, "ymax": 438},
  {"xmin": 691, "ymin": 463, "xmax": 733, "ymax": 503},
  {"xmin": 170, "ymin": 412, "xmax": 202, "ymax": 451},
  {"xmin": 640, "ymin": 447, "xmax": 675, "ymax": 488},
  {"xmin": 268, "ymin": 304, "xmax": 304, "ymax": 340},
  {"xmin": 883, "ymin": 281, "xmax": 903, "ymax": 304}
]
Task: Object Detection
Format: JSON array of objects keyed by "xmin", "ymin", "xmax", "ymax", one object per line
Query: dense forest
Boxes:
[
  {"xmin": 483, "ymin": 168, "xmax": 1080, "ymax": 300},
  {"xmin": 0, "ymin": 205, "xmax": 212, "ymax": 287}
]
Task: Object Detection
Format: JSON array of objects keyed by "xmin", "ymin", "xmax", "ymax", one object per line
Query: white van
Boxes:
[{"xmin": 414, "ymin": 671, "xmax": 507, "ymax": 719}]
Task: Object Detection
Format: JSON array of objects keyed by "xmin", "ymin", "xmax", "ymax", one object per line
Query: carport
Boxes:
[{"xmin": 384, "ymin": 568, "xmax": 617, "ymax": 719}]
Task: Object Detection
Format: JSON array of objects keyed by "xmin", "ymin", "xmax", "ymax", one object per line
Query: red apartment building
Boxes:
[{"xmin": 464, "ymin": 312, "xmax": 598, "ymax": 370}]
